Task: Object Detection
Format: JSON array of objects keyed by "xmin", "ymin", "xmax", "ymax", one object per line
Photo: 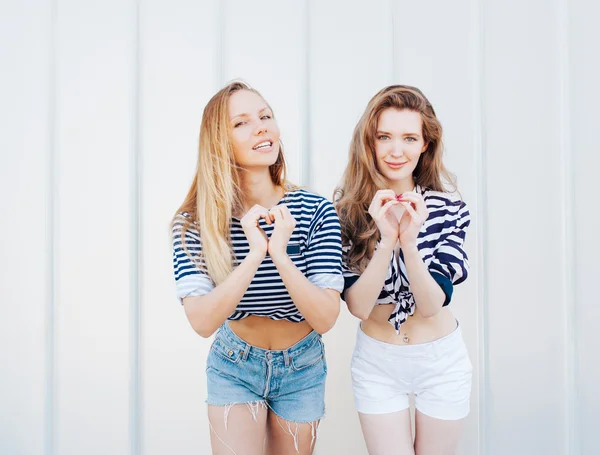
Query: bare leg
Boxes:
[
  {"xmin": 358, "ymin": 410, "xmax": 415, "ymax": 455},
  {"xmin": 265, "ymin": 410, "xmax": 320, "ymax": 455},
  {"xmin": 414, "ymin": 410, "xmax": 463, "ymax": 455},
  {"xmin": 208, "ymin": 402, "xmax": 268, "ymax": 455}
]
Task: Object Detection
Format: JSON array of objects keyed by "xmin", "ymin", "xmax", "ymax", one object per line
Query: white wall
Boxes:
[{"xmin": 1, "ymin": 1, "xmax": 598, "ymax": 454}]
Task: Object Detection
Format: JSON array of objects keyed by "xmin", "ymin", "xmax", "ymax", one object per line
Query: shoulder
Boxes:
[
  {"xmin": 285, "ymin": 188, "xmax": 328, "ymax": 205},
  {"xmin": 285, "ymin": 188, "xmax": 335, "ymax": 213},
  {"xmin": 172, "ymin": 212, "xmax": 201, "ymax": 241},
  {"xmin": 420, "ymin": 187, "xmax": 468, "ymax": 216},
  {"xmin": 419, "ymin": 187, "xmax": 470, "ymax": 233}
]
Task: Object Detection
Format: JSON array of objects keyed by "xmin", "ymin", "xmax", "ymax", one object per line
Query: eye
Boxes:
[
  {"xmin": 234, "ymin": 121, "xmax": 246, "ymax": 128},
  {"xmin": 405, "ymin": 137, "xmax": 417, "ymax": 142},
  {"xmin": 261, "ymin": 115, "xmax": 272, "ymax": 120},
  {"xmin": 377, "ymin": 135, "xmax": 390, "ymax": 141}
]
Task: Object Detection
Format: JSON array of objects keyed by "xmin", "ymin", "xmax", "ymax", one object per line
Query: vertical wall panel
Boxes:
[
  {"xmin": 0, "ymin": 1, "xmax": 52, "ymax": 454},
  {"xmin": 570, "ymin": 1, "xmax": 600, "ymax": 454},
  {"xmin": 309, "ymin": 1, "xmax": 392, "ymax": 453},
  {"xmin": 393, "ymin": 2, "xmax": 481, "ymax": 453},
  {"xmin": 309, "ymin": 0, "xmax": 393, "ymax": 199},
  {"xmin": 54, "ymin": 1, "xmax": 135, "ymax": 453},
  {"xmin": 223, "ymin": 0, "xmax": 306, "ymax": 185},
  {"xmin": 140, "ymin": 1, "xmax": 218, "ymax": 454},
  {"xmin": 483, "ymin": 0, "xmax": 566, "ymax": 453}
]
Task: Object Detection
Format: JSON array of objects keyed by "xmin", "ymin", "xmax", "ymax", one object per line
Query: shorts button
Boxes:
[{"xmin": 228, "ymin": 350, "xmax": 234, "ymax": 356}]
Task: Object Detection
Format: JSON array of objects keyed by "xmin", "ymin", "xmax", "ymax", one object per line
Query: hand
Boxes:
[
  {"xmin": 368, "ymin": 190, "xmax": 401, "ymax": 248},
  {"xmin": 267, "ymin": 204, "xmax": 296, "ymax": 261},
  {"xmin": 240, "ymin": 204, "xmax": 271, "ymax": 258},
  {"xmin": 396, "ymin": 192, "xmax": 429, "ymax": 248}
]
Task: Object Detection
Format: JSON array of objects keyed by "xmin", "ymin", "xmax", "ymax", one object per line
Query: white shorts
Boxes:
[{"xmin": 351, "ymin": 321, "xmax": 472, "ymax": 420}]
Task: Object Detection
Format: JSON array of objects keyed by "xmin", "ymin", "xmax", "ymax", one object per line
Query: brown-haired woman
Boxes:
[
  {"xmin": 172, "ymin": 81, "xmax": 344, "ymax": 454},
  {"xmin": 335, "ymin": 85, "xmax": 472, "ymax": 455}
]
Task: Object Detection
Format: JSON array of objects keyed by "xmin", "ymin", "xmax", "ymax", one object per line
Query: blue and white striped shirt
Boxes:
[
  {"xmin": 172, "ymin": 189, "xmax": 344, "ymax": 322},
  {"xmin": 341, "ymin": 185, "xmax": 471, "ymax": 332}
]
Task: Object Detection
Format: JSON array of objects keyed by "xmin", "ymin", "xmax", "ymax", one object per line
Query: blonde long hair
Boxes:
[
  {"xmin": 174, "ymin": 81, "xmax": 288, "ymax": 284},
  {"xmin": 334, "ymin": 85, "xmax": 456, "ymax": 273}
]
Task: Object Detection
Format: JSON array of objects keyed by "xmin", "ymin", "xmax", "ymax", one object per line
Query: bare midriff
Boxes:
[
  {"xmin": 361, "ymin": 304, "xmax": 458, "ymax": 345},
  {"xmin": 229, "ymin": 315, "xmax": 314, "ymax": 350}
]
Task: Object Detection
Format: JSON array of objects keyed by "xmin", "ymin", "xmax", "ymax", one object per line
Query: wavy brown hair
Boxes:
[
  {"xmin": 173, "ymin": 81, "xmax": 288, "ymax": 285},
  {"xmin": 333, "ymin": 85, "xmax": 456, "ymax": 273}
]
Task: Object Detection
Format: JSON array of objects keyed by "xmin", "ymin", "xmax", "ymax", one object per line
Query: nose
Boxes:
[
  {"xmin": 254, "ymin": 120, "xmax": 268, "ymax": 135},
  {"xmin": 390, "ymin": 140, "xmax": 405, "ymax": 157}
]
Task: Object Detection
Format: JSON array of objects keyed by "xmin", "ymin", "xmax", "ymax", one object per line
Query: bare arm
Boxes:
[
  {"xmin": 397, "ymin": 192, "xmax": 445, "ymax": 318},
  {"xmin": 182, "ymin": 251, "xmax": 264, "ymax": 337},
  {"xmin": 268, "ymin": 204, "xmax": 341, "ymax": 334},
  {"xmin": 271, "ymin": 254, "xmax": 340, "ymax": 334},
  {"xmin": 181, "ymin": 204, "xmax": 272, "ymax": 337},
  {"xmin": 344, "ymin": 241, "xmax": 394, "ymax": 320},
  {"xmin": 402, "ymin": 245, "xmax": 445, "ymax": 318},
  {"xmin": 342, "ymin": 189, "xmax": 401, "ymax": 320}
]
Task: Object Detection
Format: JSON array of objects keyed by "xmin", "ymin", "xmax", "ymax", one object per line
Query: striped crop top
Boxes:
[
  {"xmin": 172, "ymin": 189, "xmax": 344, "ymax": 322},
  {"xmin": 341, "ymin": 185, "xmax": 471, "ymax": 332}
]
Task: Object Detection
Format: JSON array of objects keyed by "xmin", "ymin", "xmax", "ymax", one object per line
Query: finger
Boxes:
[
  {"xmin": 255, "ymin": 209, "xmax": 271, "ymax": 224},
  {"xmin": 270, "ymin": 207, "xmax": 284, "ymax": 224},
  {"xmin": 399, "ymin": 200, "xmax": 419, "ymax": 220},
  {"xmin": 379, "ymin": 199, "xmax": 400, "ymax": 217},
  {"xmin": 260, "ymin": 212, "xmax": 273, "ymax": 225},
  {"xmin": 248, "ymin": 204, "xmax": 269, "ymax": 216},
  {"xmin": 397, "ymin": 194, "xmax": 418, "ymax": 211},
  {"xmin": 373, "ymin": 189, "xmax": 397, "ymax": 204},
  {"xmin": 400, "ymin": 201, "xmax": 417, "ymax": 218},
  {"xmin": 370, "ymin": 190, "xmax": 397, "ymax": 213},
  {"xmin": 279, "ymin": 204, "xmax": 295, "ymax": 223},
  {"xmin": 245, "ymin": 205, "xmax": 270, "ymax": 224},
  {"xmin": 401, "ymin": 193, "xmax": 428, "ymax": 218},
  {"xmin": 269, "ymin": 205, "xmax": 279, "ymax": 219},
  {"xmin": 397, "ymin": 191, "xmax": 424, "ymax": 207}
]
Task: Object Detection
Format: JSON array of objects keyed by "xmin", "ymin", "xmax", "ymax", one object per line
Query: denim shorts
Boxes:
[{"xmin": 206, "ymin": 321, "xmax": 327, "ymax": 423}]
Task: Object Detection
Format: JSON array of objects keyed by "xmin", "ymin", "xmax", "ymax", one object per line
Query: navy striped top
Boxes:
[
  {"xmin": 172, "ymin": 189, "xmax": 344, "ymax": 322},
  {"xmin": 341, "ymin": 185, "xmax": 471, "ymax": 332}
]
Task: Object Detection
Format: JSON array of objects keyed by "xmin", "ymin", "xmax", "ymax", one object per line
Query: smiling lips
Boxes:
[
  {"xmin": 385, "ymin": 161, "xmax": 407, "ymax": 169},
  {"xmin": 253, "ymin": 140, "xmax": 273, "ymax": 152}
]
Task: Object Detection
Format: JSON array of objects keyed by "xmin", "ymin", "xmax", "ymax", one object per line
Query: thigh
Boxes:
[
  {"xmin": 413, "ymin": 339, "xmax": 472, "ymax": 421},
  {"xmin": 358, "ymin": 410, "xmax": 415, "ymax": 455},
  {"xmin": 269, "ymin": 336, "xmax": 327, "ymax": 424},
  {"xmin": 208, "ymin": 403, "xmax": 268, "ymax": 455},
  {"xmin": 351, "ymin": 330, "xmax": 411, "ymax": 415},
  {"xmin": 265, "ymin": 410, "xmax": 319, "ymax": 455},
  {"xmin": 414, "ymin": 410, "xmax": 463, "ymax": 455}
]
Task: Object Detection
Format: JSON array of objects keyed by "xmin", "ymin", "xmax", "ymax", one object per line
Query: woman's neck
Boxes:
[
  {"xmin": 239, "ymin": 170, "xmax": 284, "ymax": 214},
  {"xmin": 389, "ymin": 177, "xmax": 416, "ymax": 195}
]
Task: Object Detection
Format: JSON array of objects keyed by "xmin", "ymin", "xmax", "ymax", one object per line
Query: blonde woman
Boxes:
[
  {"xmin": 335, "ymin": 85, "xmax": 472, "ymax": 455},
  {"xmin": 172, "ymin": 81, "xmax": 343, "ymax": 455}
]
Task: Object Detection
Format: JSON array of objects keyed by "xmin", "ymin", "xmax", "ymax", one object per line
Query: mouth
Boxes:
[
  {"xmin": 252, "ymin": 140, "xmax": 274, "ymax": 152},
  {"xmin": 385, "ymin": 161, "xmax": 407, "ymax": 169}
]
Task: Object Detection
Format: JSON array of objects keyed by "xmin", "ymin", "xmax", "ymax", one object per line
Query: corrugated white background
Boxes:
[{"xmin": 1, "ymin": 1, "xmax": 598, "ymax": 454}]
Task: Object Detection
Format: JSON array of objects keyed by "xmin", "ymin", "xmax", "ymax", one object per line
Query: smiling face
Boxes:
[
  {"xmin": 228, "ymin": 89, "xmax": 281, "ymax": 169},
  {"xmin": 374, "ymin": 108, "xmax": 427, "ymax": 192}
]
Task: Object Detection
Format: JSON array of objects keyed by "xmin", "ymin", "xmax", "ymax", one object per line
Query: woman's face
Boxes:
[
  {"xmin": 373, "ymin": 108, "xmax": 427, "ymax": 189},
  {"xmin": 228, "ymin": 90, "xmax": 281, "ymax": 169}
]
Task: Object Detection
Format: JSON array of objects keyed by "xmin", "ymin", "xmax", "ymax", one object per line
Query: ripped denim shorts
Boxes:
[{"xmin": 206, "ymin": 321, "xmax": 327, "ymax": 423}]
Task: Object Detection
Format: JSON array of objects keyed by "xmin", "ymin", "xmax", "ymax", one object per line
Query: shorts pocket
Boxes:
[
  {"xmin": 290, "ymin": 339, "xmax": 324, "ymax": 372},
  {"xmin": 211, "ymin": 337, "xmax": 243, "ymax": 365}
]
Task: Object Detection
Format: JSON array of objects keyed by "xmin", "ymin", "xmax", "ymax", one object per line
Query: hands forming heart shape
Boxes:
[
  {"xmin": 368, "ymin": 190, "xmax": 429, "ymax": 249},
  {"xmin": 239, "ymin": 204, "xmax": 297, "ymax": 261}
]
